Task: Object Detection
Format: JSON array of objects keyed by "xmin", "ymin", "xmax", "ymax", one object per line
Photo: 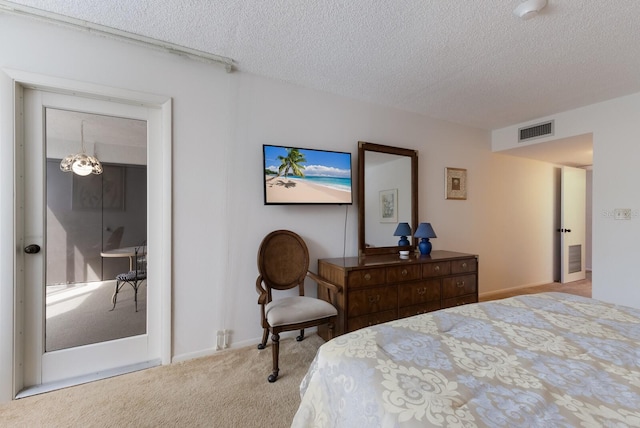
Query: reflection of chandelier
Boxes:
[{"xmin": 60, "ymin": 120, "xmax": 103, "ymax": 176}]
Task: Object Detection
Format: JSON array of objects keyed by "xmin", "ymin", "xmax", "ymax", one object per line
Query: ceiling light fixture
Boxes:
[
  {"xmin": 514, "ymin": 0, "xmax": 548, "ymax": 20},
  {"xmin": 60, "ymin": 120, "xmax": 103, "ymax": 176}
]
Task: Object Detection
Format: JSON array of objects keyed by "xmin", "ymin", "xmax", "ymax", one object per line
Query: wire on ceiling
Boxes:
[{"xmin": 0, "ymin": 0, "xmax": 235, "ymax": 72}]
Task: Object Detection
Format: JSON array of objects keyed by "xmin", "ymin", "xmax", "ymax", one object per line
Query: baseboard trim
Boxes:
[
  {"xmin": 172, "ymin": 328, "xmax": 318, "ymax": 363},
  {"xmin": 479, "ymin": 280, "xmax": 555, "ymax": 299}
]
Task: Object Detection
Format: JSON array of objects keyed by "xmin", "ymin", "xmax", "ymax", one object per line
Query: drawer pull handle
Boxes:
[
  {"xmin": 434, "ymin": 265, "xmax": 440, "ymax": 272},
  {"xmin": 401, "ymin": 269, "xmax": 408, "ymax": 276},
  {"xmin": 368, "ymin": 295, "xmax": 380, "ymax": 304},
  {"xmin": 364, "ymin": 273, "xmax": 371, "ymax": 281},
  {"xmin": 417, "ymin": 287, "xmax": 427, "ymax": 295},
  {"xmin": 461, "ymin": 262, "xmax": 467, "ymax": 269},
  {"xmin": 456, "ymin": 281, "xmax": 465, "ymax": 288}
]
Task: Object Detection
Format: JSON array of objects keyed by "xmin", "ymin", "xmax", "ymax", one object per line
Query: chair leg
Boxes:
[
  {"xmin": 132, "ymin": 280, "xmax": 139, "ymax": 312},
  {"xmin": 296, "ymin": 329, "xmax": 305, "ymax": 342},
  {"xmin": 268, "ymin": 332, "xmax": 280, "ymax": 383},
  {"xmin": 327, "ymin": 321, "xmax": 335, "ymax": 340},
  {"xmin": 110, "ymin": 280, "xmax": 124, "ymax": 311},
  {"xmin": 257, "ymin": 328, "xmax": 269, "ymax": 350}
]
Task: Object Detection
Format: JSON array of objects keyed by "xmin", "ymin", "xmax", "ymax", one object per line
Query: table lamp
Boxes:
[
  {"xmin": 393, "ymin": 222, "xmax": 412, "ymax": 246},
  {"xmin": 414, "ymin": 223, "xmax": 437, "ymax": 255}
]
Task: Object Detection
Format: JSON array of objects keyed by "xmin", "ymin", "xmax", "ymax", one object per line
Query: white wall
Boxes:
[
  {"xmin": 493, "ymin": 92, "xmax": 640, "ymax": 308},
  {"xmin": 0, "ymin": 13, "xmax": 565, "ymax": 399}
]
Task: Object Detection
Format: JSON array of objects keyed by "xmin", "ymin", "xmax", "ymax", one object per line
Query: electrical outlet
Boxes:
[
  {"xmin": 216, "ymin": 330, "xmax": 224, "ymax": 350},
  {"xmin": 216, "ymin": 329, "xmax": 231, "ymax": 350},
  {"xmin": 614, "ymin": 208, "xmax": 631, "ymax": 220}
]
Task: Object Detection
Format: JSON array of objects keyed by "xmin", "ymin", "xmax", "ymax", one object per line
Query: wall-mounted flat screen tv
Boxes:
[{"xmin": 263, "ymin": 144, "xmax": 353, "ymax": 205}]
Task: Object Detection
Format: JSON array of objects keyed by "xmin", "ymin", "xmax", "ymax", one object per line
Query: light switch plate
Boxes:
[{"xmin": 614, "ymin": 208, "xmax": 631, "ymax": 220}]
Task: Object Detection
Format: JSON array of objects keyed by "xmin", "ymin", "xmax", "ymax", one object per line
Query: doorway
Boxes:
[
  {"xmin": 0, "ymin": 70, "xmax": 172, "ymax": 401},
  {"xmin": 499, "ymin": 133, "xmax": 593, "ymax": 282},
  {"xmin": 21, "ymin": 89, "xmax": 158, "ymax": 392},
  {"xmin": 559, "ymin": 165, "xmax": 587, "ymax": 283}
]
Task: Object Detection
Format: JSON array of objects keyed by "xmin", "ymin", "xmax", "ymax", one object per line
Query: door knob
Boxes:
[{"xmin": 24, "ymin": 244, "xmax": 41, "ymax": 254}]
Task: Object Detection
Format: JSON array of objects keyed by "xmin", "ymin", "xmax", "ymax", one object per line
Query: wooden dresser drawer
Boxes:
[
  {"xmin": 347, "ymin": 268, "xmax": 386, "ymax": 288},
  {"xmin": 398, "ymin": 279, "xmax": 440, "ymax": 307},
  {"xmin": 451, "ymin": 258, "xmax": 477, "ymax": 274},
  {"xmin": 442, "ymin": 294, "xmax": 478, "ymax": 309},
  {"xmin": 442, "ymin": 274, "xmax": 477, "ymax": 299},
  {"xmin": 348, "ymin": 286, "xmax": 397, "ymax": 317},
  {"xmin": 348, "ymin": 309, "xmax": 397, "ymax": 332},
  {"xmin": 399, "ymin": 301, "xmax": 440, "ymax": 318},
  {"xmin": 317, "ymin": 250, "xmax": 478, "ymax": 340},
  {"xmin": 386, "ymin": 264, "xmax": 421, "ymax": 283},
  {"xmin": 422, "ymin": 262, "xmax": 451, "ymax": 278}
]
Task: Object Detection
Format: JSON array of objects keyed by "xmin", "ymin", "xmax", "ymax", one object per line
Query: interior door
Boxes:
[
  {"xmin": 560, "ymin": 166, "xmax": 587, "ymax": 283},
  {"xmin": 21, "ymin": 89, "xmax": 160, "ymax": 391}
]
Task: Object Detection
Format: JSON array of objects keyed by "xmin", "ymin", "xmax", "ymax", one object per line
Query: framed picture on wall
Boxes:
[
  {"xmin": 445, "ymin": 167, "xmax": 467, "ymax": 200},
  {"xmin": 379, "ymin": 188, "xmax": 398, "ymax": 222}
]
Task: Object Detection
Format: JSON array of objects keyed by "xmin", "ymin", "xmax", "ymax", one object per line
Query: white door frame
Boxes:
[{"xmin": 0, "ymin": 68, "xmax": 172, "ymax": 401}]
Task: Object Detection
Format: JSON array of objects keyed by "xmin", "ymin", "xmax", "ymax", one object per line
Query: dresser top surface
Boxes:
[{"xmin": 319, "ymin": 250, "xmax": 477, "ymax": 269}]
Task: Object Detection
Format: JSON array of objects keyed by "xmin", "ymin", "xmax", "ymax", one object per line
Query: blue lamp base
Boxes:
[
  {"xmin": 418, "ymin": 238, "xmax": 432, "ymax": 255},
  {"xmin": 398, "ymin": 236, "xmax": 410, "ymax": 246}
]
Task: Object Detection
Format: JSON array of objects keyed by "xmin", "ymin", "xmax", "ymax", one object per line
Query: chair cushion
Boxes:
[
  {"xmin": 116, "ymin": 271, "xmax": 136, "ymax": 281},
  {"xmin": 116, "ymin": 271, "xmax": 147, "ymax": 281},
  {"xmin": 265, "ymin": 296, "xmax": 337, "ymax": 327}
]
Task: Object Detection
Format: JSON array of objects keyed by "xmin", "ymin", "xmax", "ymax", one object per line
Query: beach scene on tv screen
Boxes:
[{"xmin": 264, "ymin": 146, "xmax": 352, "ymax": 204}]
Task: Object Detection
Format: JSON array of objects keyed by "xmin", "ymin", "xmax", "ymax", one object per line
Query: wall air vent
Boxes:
[{"xmin": 518, "ymin": 120, "xmax": 554, "ymax": 142}]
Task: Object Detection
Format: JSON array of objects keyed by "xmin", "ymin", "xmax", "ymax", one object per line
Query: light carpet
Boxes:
[
  {"xmin": 0, "ymin": 334, "xmax": 324, "ymax": 428},
  {"xmin": 46, "ymin": 280, "xmax": 147, "ymax": 351}
]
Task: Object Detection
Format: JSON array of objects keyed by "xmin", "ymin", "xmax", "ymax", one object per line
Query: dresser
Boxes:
[{"xmin": 316, "ymin": 250, "xmax": 478, "ymax": 340}]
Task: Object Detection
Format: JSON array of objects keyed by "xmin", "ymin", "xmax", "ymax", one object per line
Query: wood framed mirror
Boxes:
[{"xmin": 358, "ymin": 142, "xmax": 418, "ymax": 256}]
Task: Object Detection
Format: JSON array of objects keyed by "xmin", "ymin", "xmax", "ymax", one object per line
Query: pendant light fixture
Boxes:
[{"xmin": 59, "ymin": 120, "xmax": 103, "ymax": 176}]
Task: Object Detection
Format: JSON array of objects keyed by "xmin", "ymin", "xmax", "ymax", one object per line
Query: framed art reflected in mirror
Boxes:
[{"xmin": 379, "ymin": 189, "xmax": 398, "ymax": 223}]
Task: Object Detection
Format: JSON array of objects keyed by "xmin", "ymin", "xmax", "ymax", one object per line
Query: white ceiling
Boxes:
[
  {"xmin": 46, "ymin": 109, "xmax": 146, "ymax": 148},
  {"xmin": 7, "ymin": 0, "xmax": 633, "ymax": 165}
]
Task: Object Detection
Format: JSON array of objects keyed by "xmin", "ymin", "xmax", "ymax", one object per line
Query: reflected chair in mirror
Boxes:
[
  {"xmin": 256, "ymin": 230, "xmax": 340, "ymax": 383},
  {"xmin": 111, "ymin": 242, "xmax": 147, "ymax": 312}
]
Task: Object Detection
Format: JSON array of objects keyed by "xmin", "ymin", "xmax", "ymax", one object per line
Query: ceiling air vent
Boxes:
[{"xmin": 518, "ymin": 120, "xmax": 554, "ymax": 142}]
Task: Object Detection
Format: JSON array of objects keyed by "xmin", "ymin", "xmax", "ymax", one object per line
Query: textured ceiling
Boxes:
[{"xmin": 5, "ymin": 0, "xmax": 640, "ymax": 133}]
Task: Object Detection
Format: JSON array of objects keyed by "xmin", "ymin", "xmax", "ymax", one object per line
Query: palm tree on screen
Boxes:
[{"xmin": 274, "ymin": 148, "xmax": 306, "ymax": 180}]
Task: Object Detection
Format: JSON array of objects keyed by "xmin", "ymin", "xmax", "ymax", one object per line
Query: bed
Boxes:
[{"xmin": 291, "ymin": 292, "xmax": 640, "ymax": 427}]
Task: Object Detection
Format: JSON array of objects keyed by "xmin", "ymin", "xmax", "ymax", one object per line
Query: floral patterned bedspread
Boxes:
[{"xmin": 291, "ymin": 292, "xmax": 640, "ymax": 427}]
